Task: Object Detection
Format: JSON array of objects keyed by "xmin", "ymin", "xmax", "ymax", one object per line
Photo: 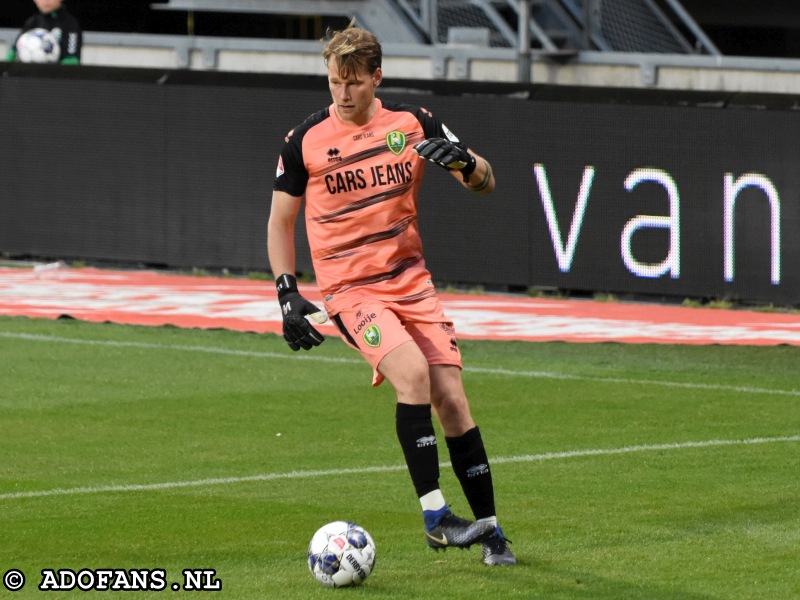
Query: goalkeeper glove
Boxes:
[
  {"xmin": 413, "ymin": 137, "xmax": 477, "ymax": 182},
  {"xmin": 275, "ymin": 274, "xmax": 325, "ymax": 351}
]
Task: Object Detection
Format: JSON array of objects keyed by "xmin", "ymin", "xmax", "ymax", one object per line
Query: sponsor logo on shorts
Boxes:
[
  {"xmin": 363, "ymin": 325, "xmax": 381, "ymax": 347},
  {"xmin": 352, "ymin": 312, "xmax": 377, "ymax": 336}
]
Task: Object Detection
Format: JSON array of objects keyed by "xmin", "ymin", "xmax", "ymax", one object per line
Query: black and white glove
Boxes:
[
  {"xmin": 275, "ymin": 274, "xmax": 325, "ymax": 351},
  {"xmin": 413, "ymin": 137, "xmax": 477, "ymax": 182}
]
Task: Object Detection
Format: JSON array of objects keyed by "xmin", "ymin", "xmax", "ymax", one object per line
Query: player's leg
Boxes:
[
  {"xmin": 378, "ymin": 342, "xmax": 493, "ymax": 550},
  {"xmin": 397, "ymin": 300, "xmax": 491, "ymax": 517},
  {"xmin": 395, "ymin": 295, "xmax": 515, "ymax": 564},
  {"xmin": 332, "ymin": 304, "xmax": 491, "ymax": 550},
  {"xmin": 378, "ymin": 340, "xmax": 441, "ymax": 505},
  {"xmin": 429, "ymin": 365, "xmax": 517, "ymax": 565},
  {"xmin": 429, "ymin": 366, "xmax": 495, "ymax": 520}
]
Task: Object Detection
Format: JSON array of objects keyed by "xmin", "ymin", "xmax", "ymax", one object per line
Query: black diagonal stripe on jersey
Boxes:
[
  {"xmin": 405, "ymin": 130, "xmax": 425, "ymax": 145},
  {"xmin": 319, "ymin": 216, "xmax": 415, "ymax": 261},
  {"xmin": 330, "ymin": 256, "xmax": 422, "ymax": 295},
  {"xmin": 396, "ymin": 289, "xmax": 437, "ymax": 303},
  {"xmin": 312, "ymin": 180, "xmax": 415, "ymax": 224},
  {"xmin": 318, "ymin": 131, "xmax": 425, "ymax": 176}
]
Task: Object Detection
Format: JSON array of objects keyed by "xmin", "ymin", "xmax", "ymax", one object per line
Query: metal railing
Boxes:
[
  {"xmin": 391, "ymin": 0, "xmax": 720, "ymax": 54},
  {"xmin": 559, "ymin": 0, "xmax": 720, "ymax": 54}
]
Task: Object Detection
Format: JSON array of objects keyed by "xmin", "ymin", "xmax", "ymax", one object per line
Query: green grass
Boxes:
[{"xmin": 1, "ymin": 315, "xmax": 799, "ymax": 599}]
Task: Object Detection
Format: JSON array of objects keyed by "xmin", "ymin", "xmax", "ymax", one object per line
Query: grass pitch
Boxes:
[{"xmin": 1, "ymin": 315, "xmax": 799, "ymax": 599}]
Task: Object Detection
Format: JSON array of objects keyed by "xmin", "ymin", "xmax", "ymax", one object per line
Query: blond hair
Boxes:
[{"xmin": 322, "ymin": 20, "xmax": 382, "ymax": 79}]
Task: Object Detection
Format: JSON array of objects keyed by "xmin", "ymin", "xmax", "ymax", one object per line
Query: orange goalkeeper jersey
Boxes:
[{"xmin": 273, "ymin": 99, "xmax": 466, "ymax": 314}]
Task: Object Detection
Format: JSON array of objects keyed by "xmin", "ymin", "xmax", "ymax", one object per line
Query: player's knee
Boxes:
[
  {"xmin": 432, "ymin": 390, "xmax": 473, "ymax": 428},
  {"xmin": 433, "ymin": 389, "xmax": 468, "ymax": 414},
  {"xmin": 397, "ymin": 364, "xmax": 431, "ymax": 400},
  {"xmin": 379, "ymin": 343, "xmax": 430, "ymax": 402}
]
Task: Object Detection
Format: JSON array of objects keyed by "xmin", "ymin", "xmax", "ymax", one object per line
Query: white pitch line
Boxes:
[
  {"xmin": 464, "ymin": 366, "xmax": 800, "ymax": 397},
  {"xmin": 1, "ymin": 331, "xmax": 799, "ymax": 397},
  {"xmin": 1, "ymin": 435, "xmax": 798, "ymax": 501},
  {"xmin": 0, "ymin": 331, "xmax": 360, "ymax": 364},
  {"xmin": 488, "ymin": 435, "xmax": 800, "ymax": 465}
]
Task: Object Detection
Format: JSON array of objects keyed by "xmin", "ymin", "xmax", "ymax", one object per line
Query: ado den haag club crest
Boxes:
[
  {"xmin": 386, "ymin": 130, "xmax": 406, "ymax": 155},
  {"xmin": 363, "ymin": 325, "xmax": 381, "ymax": 348}
]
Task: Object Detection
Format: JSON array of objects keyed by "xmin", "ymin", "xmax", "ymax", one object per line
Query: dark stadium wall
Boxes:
[{"xmin": 0, "ymin": 64, "xmax": 798, "ymax": 305}]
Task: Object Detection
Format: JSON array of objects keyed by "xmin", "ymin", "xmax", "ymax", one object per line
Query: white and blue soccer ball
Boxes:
[
  {"xmin": 307, "ymin": 521, "xmax": 376, "ymax": 588},
  {"xmin": 16, "ymin": 28, "xmax": 60, "ymax": 64}
]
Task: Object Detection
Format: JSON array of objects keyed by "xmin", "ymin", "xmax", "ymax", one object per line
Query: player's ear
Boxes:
[{"xmin": 373, "ymin": 68, "xmax": 382, "ymax": 88}]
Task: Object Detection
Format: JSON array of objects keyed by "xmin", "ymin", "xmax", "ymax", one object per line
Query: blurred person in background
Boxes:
[{"xmin": 6, "ymin": 0, "xmax": 82, "ymax": 64}]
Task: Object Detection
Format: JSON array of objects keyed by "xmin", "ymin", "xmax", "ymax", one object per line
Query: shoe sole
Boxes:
[
  {"xmin": 482, "ymin": 548, "xmax": 518, "ymax": 566},
  {"xmin": 483, "ymin": 557, "xmax": 518, "ymax": 566}
]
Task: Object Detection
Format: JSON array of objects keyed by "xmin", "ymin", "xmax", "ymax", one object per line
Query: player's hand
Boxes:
[
  {"xmin": 413, "ymin": 137, "xmax": 477, "ymax": 177},
  {"xmin": 275, "ymin": 274, "xmax": 325, "ymax": 351}
]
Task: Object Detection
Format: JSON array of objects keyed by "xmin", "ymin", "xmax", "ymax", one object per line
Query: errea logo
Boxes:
[
  {"xmin": 467, "ymin": 464, "xmax": 489, "ymax": 478},
  {"xmin": 416, "ymin": 435, "xmax": 437, "ymax": 448},
  {"xmin": 327, "ymin": 148, "xmax": 342, "ymax": 162}
]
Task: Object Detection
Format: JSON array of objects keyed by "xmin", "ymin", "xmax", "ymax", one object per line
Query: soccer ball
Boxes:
[
  {"xmin": 307, "ymin": 521, "xmax": 376, "ymax": 588},
  {"xmin": 16, "ymin": 28, "xmax": 60, "ymax": 64}
]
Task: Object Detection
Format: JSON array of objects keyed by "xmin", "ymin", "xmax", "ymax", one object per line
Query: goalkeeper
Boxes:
[
  {"xmin": 6, "ymin": 0, "xmax": 82, "ymax": 65},
  {"xmin": 267, "ymin": 21, "xmax": 515, "ymax": 567}
]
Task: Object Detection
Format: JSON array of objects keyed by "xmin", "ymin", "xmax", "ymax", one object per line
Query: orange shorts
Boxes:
[{"xmin": 331, "ymin": 296, "xmax": 462, "ymax": 386}]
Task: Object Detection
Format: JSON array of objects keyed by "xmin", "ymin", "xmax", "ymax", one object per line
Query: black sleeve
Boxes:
[
  {"xmin": 273, "ymin": 128, "xmax": 308, "ymax": 197},
  {"xmin": 407, "ymin": 103, "xmax": 470, "ymax": 148},
  {"xmin": 272, "ymin": 108, "xmax": 329, "ymax": 197}
]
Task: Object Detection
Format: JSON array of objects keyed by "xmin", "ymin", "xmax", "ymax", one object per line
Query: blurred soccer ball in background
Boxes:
[
  {"xmin": 16, "ymin": 28, "xmax": 60, "ymax": 64},
  {"xmin": 307, "ymin": 521, "xmax": 376, "ymax": 588}
]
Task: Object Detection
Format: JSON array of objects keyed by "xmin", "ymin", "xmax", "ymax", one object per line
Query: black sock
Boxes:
[
  {"xmin": 395, "ymin": 403, "xmax": 440, "ymax": 498},
  {"xmin": 446, "ymin": 427, "xmax": 496, "ymax": 520}
]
